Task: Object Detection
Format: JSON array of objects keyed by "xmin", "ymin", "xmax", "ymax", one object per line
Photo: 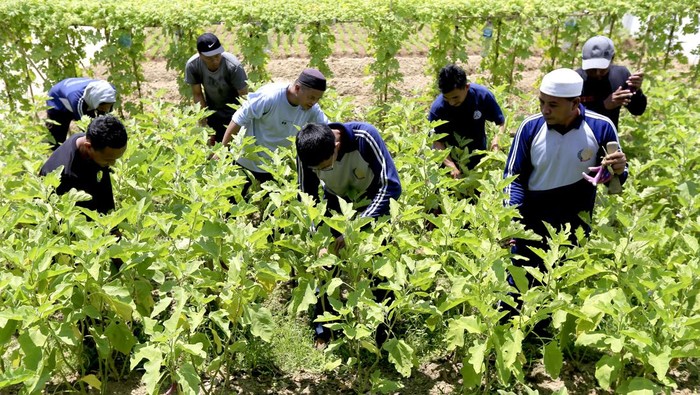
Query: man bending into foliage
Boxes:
[
  {"xmin": 296, "ymin": 122, "xmax": 401, "ymax": 348},
  {"xmin": 40, "ymin": 114, "xmax": 128, "ymax": 215}
]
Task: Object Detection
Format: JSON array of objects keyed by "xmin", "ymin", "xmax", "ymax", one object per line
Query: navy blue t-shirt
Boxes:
[{"xmin": 429, "ymin": 83, "xmax": 505, "ymax": 153}]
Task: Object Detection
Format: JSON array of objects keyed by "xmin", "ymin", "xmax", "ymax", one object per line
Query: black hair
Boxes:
[
  {"xmin": 296, "ymin": 123, "xmax": 335, "ymax": 167},
  {"xmin": 86, "ymin": 114, "xmax": 127, "ymax": 151},
  {"xmin": 438, "ymin": 64, "xmax": 468, "ymax": 94}
]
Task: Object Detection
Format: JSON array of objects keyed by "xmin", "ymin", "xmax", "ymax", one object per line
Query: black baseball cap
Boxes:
[{"xmin": 197, "ymin": 33, "xmax": 224, "ymax": 57}]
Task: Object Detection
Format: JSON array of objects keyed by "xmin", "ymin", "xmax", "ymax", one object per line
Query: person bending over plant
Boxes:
[{"xmin": 296, "ymin": 122, "xmax": 402, "ymax": 349}]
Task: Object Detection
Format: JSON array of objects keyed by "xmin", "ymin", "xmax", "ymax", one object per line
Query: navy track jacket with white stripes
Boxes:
[
  {"xmin": 504, "ymin": 104, "xmax": 628, "ymax": 228},
  {"xmin": 297, "ymin": 122, "xmax": 402, "ymax": 218}
]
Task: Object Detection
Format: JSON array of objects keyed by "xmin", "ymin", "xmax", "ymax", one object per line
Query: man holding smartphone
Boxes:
[{"xmin": 576, "ymin": 36, "xmax": 647, "ymax": 130}]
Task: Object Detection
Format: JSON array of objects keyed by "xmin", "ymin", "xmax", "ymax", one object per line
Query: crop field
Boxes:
[{"xmin": 2, "ymin": 1, "xmax": 700, "ymax": 394}]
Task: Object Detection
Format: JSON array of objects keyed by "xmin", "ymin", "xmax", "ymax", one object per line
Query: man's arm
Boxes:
[
  {"xmin": 432, "ymin": 139, "xmax": 461, "ymax": 179},
  {"xmin": 221, "ymin": 120, "xmax": 242, "ymax": 146},
  {"xmin": 191, "ymin": 84, "xmax": 208, "ymax": 127},
  {"xmin": 484, "ymin": 91, "xmax": 507, "ymax": 151},
  {"xmin": 625, "ymin": 71, "xmax": 647, "ymax": 116},
  {"xmin": 490, "ymin": 123, "xmax": 506, "ymax": 151},
  {"xmin": 354, "ymin": 124, "xmax": 402, "ymax": 218}
]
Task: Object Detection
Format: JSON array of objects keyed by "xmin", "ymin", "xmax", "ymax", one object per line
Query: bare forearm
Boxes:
[{"xmin": 222, "ymin": 121, "xmax": 242, "ymax": 146}]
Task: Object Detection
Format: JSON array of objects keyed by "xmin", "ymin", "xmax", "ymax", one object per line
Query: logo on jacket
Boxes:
[
  {"xmin": 473, "ymin": 110, "xmax": 482, "ymax": 120},
  {"xmin": 578, "ymin": 148, "xmax": 594, "ymax": 162}
]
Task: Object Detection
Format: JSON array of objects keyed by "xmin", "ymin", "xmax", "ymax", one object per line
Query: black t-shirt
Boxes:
[
  {"xmin": 40, "ymin": 133, "xmax": 115, "ymax": 214},
  {"xmin": 577, "ymin": 65, "xmax": 647, "ymax": 129}
]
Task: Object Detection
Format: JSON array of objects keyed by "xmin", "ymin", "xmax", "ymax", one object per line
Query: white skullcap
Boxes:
[{"xmin": 540, "ymin": 68, "xmax": 583, "ymax": 98}]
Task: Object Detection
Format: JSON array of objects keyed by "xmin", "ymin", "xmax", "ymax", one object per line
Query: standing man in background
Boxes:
[
  {"xmin": 46, "ymin": 78, "xmax": 117, "ymax": 149},
  {"xmin": 576, "ymin": 36, "xmax": 647, "ymax": 130},
  {"xmin": 186, "ymin": 32, "xmax": 248, "ymax": 145},
  {"xmin": 428, "ymin": 64, "xmax": 506, "ymax": 178}
]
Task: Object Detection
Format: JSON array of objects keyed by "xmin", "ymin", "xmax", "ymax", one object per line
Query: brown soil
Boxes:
[{"xmin": 105, "ymin": 52, "xmax": 547, "ymax": 113}]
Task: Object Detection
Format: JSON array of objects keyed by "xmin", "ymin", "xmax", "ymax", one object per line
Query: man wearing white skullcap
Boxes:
[{"xmin": 501, "ymin": 68, "xmax": 628, "ymax": 322}]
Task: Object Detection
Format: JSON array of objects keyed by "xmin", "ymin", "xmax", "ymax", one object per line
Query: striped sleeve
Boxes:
[
  {"xmin": 352, "ymin": 123, "xmax": 402, "ymax": 218},
  {"xmin": 503, "ymin": 115, "xmax": 541, "ymax": 207},
  {"xmin": 586, "ymin": 111, "xmax": 629, "ymax": 185}
]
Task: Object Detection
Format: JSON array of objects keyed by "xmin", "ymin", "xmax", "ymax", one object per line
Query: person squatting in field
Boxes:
[
  {"xmin": 503, "ymin": 68, "xmax": 628, "ymax": 317},
  {"xmin": 45, "ymin": 77, "xmax": 117, "ymax": 149},
  {"xmin": 185, "ymin": 32, "xmax": 249, "ymax": 145},
  {"xmin": 40, "ymin": 114, "xmax": 128, "ymax": 215},
  {"xmin": 219, "ymin": 68, "xmax": 328, "ymax": 199},
  {"xmin": 296, "ymin": 122, "xmax": 402, "ymax": 349},
  {"xmin": 576, "ymin": 35, "xmax": 647, "ymax": 131},
  {"xmin": 428, "ymin": 64, "xmax": 506, "ymax": 178}
]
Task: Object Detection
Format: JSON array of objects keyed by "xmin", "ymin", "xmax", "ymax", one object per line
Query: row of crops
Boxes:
[{"xmin": 1, "ymin": 0, "xmax": 699, "ymax": 112}]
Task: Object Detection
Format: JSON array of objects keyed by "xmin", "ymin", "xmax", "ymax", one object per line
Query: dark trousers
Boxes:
[
  {"xmin": 207, "ymin": 109, "xmax": 235, "ymax": 143},
  {"xmin": 46, "ymin": 109, "xmax": 74, "ymax": 149},
  {"xmin": 229, "ymin": 163, "xmax": 275, "ymax": 204}
]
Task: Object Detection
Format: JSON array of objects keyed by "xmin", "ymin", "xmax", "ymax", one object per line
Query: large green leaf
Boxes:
[
  {"xmin": 543, "ymin": 341, "xmax": 563, "ymax": 379},
  {"xmin": 246, "ymin": 305, "xmax": 275, "ymax": 342},
  {"xmin": 382, "ymin": 339, "xmax": 415, "ymax": 378},
  {"xmin": 175, "ymin": 362, "xmax": 201, "ymax": 395},
  {"xmin": 288, "ymin": 277, "xmax": 318, "ymax": 315},
  {"xmin": 105, "ymin": 321, "xmax": 138, "ymax": 355},
  {"xmin": 594, "ymin": 355, "xmax": 621, "ymax": 390}
]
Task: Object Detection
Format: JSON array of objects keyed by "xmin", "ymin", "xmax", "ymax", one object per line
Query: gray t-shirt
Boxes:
[
  {"xmin": 184, "ymin": 52, "xmax": 248, "ymax": 111},
  {"xmin": 233, "ymin": 82, "xmax": 328, "ymax": 173}
]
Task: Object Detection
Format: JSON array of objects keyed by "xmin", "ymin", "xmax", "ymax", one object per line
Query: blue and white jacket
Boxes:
[
  {"xmin": 297, "ymin": 122, "xmax": 402, "ymax": 218},
  {"xmin": 47, "ymin": 78, "xmax": 116, "ymax": 120},
  {"xmin": 504, "ymin": 105, "xmax": 628, "ymax": 228}
]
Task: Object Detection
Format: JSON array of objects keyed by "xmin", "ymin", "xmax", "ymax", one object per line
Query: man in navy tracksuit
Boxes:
[
  {"xmin": 503, "ymin": 68, "xmax": 628, "ymax": 317},
  {"xmin": 296, "ymin": 122, "xmax": 401, "ymax": 347},
  {"xmin": 46, "ymin": 78, "xmax": 117, "ymax": 148}
]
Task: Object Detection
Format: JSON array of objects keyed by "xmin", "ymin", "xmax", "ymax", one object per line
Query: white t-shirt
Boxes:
[{"xmin": 233, "ymin": 83, "xmax": 328, "ymax": 173}]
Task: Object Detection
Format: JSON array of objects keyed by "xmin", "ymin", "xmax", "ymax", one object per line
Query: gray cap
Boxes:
[{"xmin": 582, "ymin": 36, "xmax": 615, "ymax": 70}]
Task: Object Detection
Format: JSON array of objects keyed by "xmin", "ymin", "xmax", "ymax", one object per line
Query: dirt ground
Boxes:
[{"xmin": 118, "ymin": 53, "xmax": 545, "ymax": 113}]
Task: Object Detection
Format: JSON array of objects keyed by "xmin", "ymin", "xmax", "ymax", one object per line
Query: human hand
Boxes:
[
  {"xmin": 602, "ymin": 150, "xmax": 627, "ymax": 175},
  {"xmin": 626, "ymin": 71, "xmax": 644, "ymax": 92},
  {"xmin": 490, "ymin": 138, "xmax": 500, "ymax": 151},
  {"xmin": 450, "ymin": 166, "xmax": 462, "ymax": 179},
  {"xmin": 604, "ymin": 86, "xmax": 634, "ymax": 109},
  {"xmin": 207, "ymin": 135, "xmax": 217, "ymax": 146},
  {"xmin": 207, "ymin": 152, "xmax": 220, "ymax": 161}
]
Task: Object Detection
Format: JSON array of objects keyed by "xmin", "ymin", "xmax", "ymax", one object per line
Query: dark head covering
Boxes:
[
  {"xmin": 197, "ymin": 33, "xmax": 224, "ymax": 57},
  {"xmin": 297, "ymin": 68, "xmax": 327, "ymax": 91}
]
